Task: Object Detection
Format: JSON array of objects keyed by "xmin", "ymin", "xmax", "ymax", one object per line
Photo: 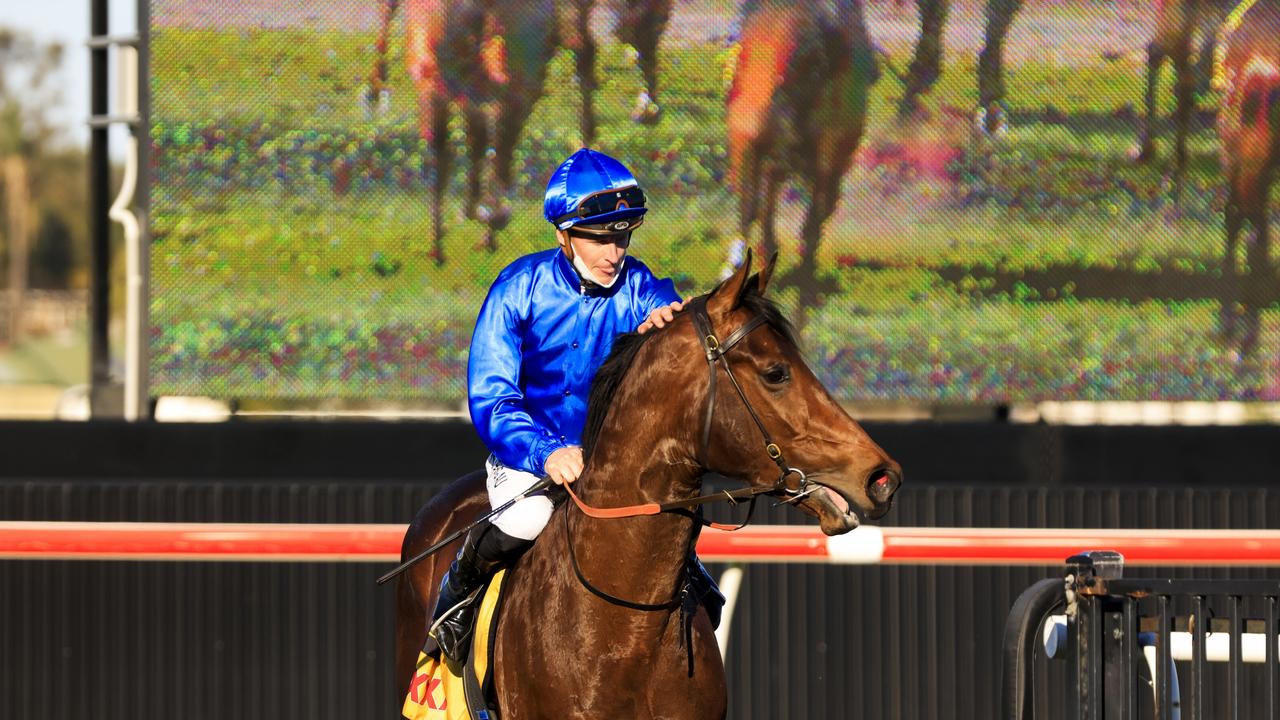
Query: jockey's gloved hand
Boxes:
[{"xmin": 544, "ymin": 446, "xmax": 584, "ymax": 485}]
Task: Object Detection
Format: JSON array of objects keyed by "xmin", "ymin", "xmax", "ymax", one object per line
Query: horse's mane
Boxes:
[{"xmin": 581, "ymin": 279, "xmax": 797, "ymax": 459}]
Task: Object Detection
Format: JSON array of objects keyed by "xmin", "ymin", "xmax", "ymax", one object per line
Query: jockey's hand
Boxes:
[
  {"xmin": 544, "ymin": 446, "xmax": 584, "ymax": 485},
  {"xmin": 637, "ymin": 300, "xmax": 685, "ymax": 334}
]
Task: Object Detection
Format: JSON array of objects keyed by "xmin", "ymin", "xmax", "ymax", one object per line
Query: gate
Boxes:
[{"xmin": 1004, "ymin": 551, "xmax": 1280, "ymax": 719}]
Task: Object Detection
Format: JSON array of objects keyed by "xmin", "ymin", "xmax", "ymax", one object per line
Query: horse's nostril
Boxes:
[{"xmin": 867, "ymin": 469, "xmax": 900, "ymax": 504}]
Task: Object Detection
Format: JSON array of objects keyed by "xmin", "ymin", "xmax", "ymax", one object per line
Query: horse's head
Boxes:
[{"xmin": 685, "ymin": 251, "xmax": 901, "ymax": 535}]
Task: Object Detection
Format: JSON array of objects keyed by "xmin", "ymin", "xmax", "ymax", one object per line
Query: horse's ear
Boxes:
[
  {"xmin": 708, "ymin": 248, "xmax": 753, "ymax": 315},
  {"xmin": 751, "ymin": 251, "xmax": 778, "ymax": 296}
]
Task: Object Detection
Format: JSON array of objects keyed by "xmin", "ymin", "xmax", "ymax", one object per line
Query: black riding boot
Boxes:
[
  {"xmin": 687, "ymin": 554, "xmax": 726, "ymax": 630},
  {"xmin": 430, "ymin": 519, "xmax": 530, "ymax": 674}
]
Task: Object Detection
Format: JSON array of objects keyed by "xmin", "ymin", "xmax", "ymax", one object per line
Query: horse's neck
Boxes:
[{"xmin": 559, "ymin": 437, "xmax": 703, "ymax": 606}]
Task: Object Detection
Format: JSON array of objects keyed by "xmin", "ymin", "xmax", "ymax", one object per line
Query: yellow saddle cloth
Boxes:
[{"xmin": 402, "ymin": 569, "xmax": 507, "ymax": 720}]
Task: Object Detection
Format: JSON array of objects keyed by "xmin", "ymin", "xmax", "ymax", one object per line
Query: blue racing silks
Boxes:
[{"xmin": 467, "ymin": 248, "xmax": 680, "ymax": 476}]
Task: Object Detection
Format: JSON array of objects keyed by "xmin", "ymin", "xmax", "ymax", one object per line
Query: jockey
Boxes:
[{"xmin": 430, "ymin": 147, "xmax": 725, "ymax": 669}]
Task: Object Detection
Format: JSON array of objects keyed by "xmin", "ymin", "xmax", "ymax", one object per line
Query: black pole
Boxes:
[
  {"xmin": 137, "ymin": 0, "xmax": 152, "ymax": 418},
  {"xmin": 88, "ymin": 0, "xmax": 115, "ymax": 416}
]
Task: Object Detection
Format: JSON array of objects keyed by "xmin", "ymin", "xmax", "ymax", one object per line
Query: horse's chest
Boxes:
[{"xmin": 493, "ymin": 609, "xmax": 725, "ymax": 719}]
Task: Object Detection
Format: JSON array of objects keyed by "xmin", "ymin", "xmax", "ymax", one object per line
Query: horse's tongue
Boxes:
[{"xmin": 823, "ymin": 486, "xmax": 850, "ymax": 514}]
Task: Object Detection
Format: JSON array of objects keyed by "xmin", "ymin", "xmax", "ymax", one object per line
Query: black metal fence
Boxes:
[{"xmin": 1004, "ymin": 552, "xmax": 1280, "ymax": 720}]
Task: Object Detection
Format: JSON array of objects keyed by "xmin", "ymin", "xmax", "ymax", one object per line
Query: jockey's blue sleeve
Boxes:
[
  {"xmin": 467, "ymin": 266, "xmax": 566, "ymax": 476},
  {"xmin": 635, "ymin": 273, "xmax": 681, "ymax": 328}
]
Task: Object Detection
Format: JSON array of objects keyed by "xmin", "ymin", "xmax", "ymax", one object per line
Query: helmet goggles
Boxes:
[{"xmin": 554, "ymin": 185, "xmax": 647, "ymax": 232}]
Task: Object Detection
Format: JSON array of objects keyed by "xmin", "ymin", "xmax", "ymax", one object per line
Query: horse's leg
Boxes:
[
  {"xmin": 759, "ymin": 164, "xmax": 783, "ymax": 259},
  {"xmin": 463, "ymin": 104, "xmax": 490, "ymax": 227},
  {"xmin": 1138, "ymin": 42, "xmax": 1166, "ymax": 162},
  {"xmin": 487, "ymin": 92, "xmax": 540, "ymax": 247},
  {"xmin": 1240, "ymin": 182, "xmax": 1272, "ymax": 355},
  {"xmin": 572, "ymin": 0, "xmax": 598, "ymax": 146},
  {"xmin": 617, "ymin": 0, "xmax": 672, "ymax": 124},
  {"xmin": 1220, "ymin": 182, "xmax": 1244, "ymax": 340},
  {"xmin": 732, "ymin": 139, "xmax": 761, "ymax": 246},
  {"xmin": 791, "ymin": 180, "xmax": 826, "ymax": 308},
  {"xmin": 1168, "ymin": 5, "xmax": 1199, "ymax": 199},
  {"xmin": 976, "ymin": 0, "xmax": 1021, "ymax": 136},
  {"xmin": 368, "ymin": 0, "xmax": 401, "ymax": 112},
  {"xmin": 420, "ymin": 93, "xmax": 451, "ymax": 266},
  {"xmin": 1193, "ymin": 32, "xmax": 1218, "ymax": 99},
  {"xmin": 898, "ymin": 0, "xmax": 949, "ymax": 120},
  {"xmin": 793, "ymin": 140, "xmax": 856, "ymax": 309}
]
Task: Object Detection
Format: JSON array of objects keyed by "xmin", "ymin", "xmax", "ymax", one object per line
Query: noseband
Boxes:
[{"xmin": 685, "ymin": 295, "xmax": 812, "ymax": 499}]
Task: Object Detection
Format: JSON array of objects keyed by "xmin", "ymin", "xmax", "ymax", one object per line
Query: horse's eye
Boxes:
[{"xmin": 762, "ymin": 364, "xmax": 791, "ymax": 386}]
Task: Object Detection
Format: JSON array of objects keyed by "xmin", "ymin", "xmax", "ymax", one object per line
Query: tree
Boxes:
[
  {"xmin": 0, "ymin": 27, "xmax": 68, "ymax": 156},
  {"xmin": 0, "ymin": 25, "xmax": 86, "ymax": 345},
  {"xmin": 31, "ymin": 208, "xmax": 72, "ymax": 289}
]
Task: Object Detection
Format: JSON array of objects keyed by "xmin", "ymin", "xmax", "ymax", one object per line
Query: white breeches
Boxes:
[{"xmin": 485, "ymin": 454, "xmax": 553, "ymax": 541}]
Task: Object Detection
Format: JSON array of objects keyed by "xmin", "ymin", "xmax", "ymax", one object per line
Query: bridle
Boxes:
[
  {"xmin": 562, "ymin": 293, "xmax": 824, "ymax": 633},
  {"xmin": 685, "ymin": 294, "xmax": 814, "ymax": 500},
  {"xmin": 562, "ymin": 293, "xmax": 820, "ymax": 525}
]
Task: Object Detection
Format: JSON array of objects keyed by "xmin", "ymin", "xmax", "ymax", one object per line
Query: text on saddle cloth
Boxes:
[{"xmin": 404, "ymin": 569, "xmax": 507, "ymax": 720}]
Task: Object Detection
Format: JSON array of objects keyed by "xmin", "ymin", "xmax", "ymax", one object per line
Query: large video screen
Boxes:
[{"xmin": 149, "ymin": 0, "xmax": 1280, "ymax": 402}]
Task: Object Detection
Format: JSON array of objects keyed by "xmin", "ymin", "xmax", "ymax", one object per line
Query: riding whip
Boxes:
[{"xmin": 376, "ymin": 477, "xmax": 552, "ymax": 585}]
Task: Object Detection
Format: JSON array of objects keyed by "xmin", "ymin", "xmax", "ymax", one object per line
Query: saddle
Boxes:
[{"xmin": 403, "ymin": 569, "xmax": 509, "ymax": 720}]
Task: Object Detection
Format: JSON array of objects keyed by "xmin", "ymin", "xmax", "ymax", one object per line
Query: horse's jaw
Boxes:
[
  {"xmin": 788, "ymin": 473, "xmax": 898, "ymax": 536},
  {"xmin": 792, "ymin": 482, "xmax": 862, "ymax": 535}
]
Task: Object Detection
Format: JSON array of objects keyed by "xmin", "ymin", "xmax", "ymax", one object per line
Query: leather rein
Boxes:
[{"xmin": 563, "ymin": 295, "xmax": 818, "ymax": 616}]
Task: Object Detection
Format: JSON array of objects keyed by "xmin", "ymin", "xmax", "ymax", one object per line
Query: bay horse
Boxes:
[
  {"xmin": 369, "ymin": 0, "xmax": 558, "ymax": 263},
  {"xmin": 395, "ymin": 252, "xmax": 903, "ymax": 718},
  {"xmin": 1215, "ymin": 0, "xmax": 1280, "ymax": 355},
  {"xmin": 728, "ymin": 0, "xmax": 879, "ymax": 308}
]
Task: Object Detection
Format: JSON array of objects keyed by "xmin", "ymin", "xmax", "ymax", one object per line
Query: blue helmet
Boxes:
[{"xmin": 543, "ymin": 148, "xmax": 648, "ymax": 234}]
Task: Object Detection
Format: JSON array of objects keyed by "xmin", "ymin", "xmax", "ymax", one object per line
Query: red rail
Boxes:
[{"xmin": 4, "ymin": 522, "xmax": 1280, "ymax": 566}]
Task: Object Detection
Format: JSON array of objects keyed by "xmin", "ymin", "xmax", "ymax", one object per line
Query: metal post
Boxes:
[
  {"xmin": 87, "ymin": 2, "xmax": 147, "ymax": 419},
  {"xmin": 1067, "ymin": 551, "xmax": 1125, "ymax": 720},
  {"xmin": 135, "ymin": 0, "xmax": 152, "ymax": 419},
  {"xmin": 714, "ymin": 564, "xmax": 743, "ymax": 657},
  {"xmin": 1190, "ymin": 595, "xmax": 1205, "ymax": 720},
  {"xmin": 89, "ymin": 0, "xmax": 115, "ymax": 415},
  {"xmin": 1267, "ymin": 595, "xmax": 1277, "ymax": 720},
  {"xmin": 1227, "ymin": 595, "xmax": 1240, "ymax": 720},
  {"xmin": 1156, "ymin": 595, "xmax": 1171, "ymax": 720},
  {"xmin": 1122, "ymin": 597, "xmax": 1138, "ymax": 719}
]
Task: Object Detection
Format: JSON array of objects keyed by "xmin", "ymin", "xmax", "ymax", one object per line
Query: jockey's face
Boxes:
[{"xmin": 557, "ymin": 228, "xmax": 632, "ymax": 285}]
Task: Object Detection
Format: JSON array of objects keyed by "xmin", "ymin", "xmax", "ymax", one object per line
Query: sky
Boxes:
[{"xmin": 2, "ymin": 0, "xmax": 139, "ymax": 150}]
